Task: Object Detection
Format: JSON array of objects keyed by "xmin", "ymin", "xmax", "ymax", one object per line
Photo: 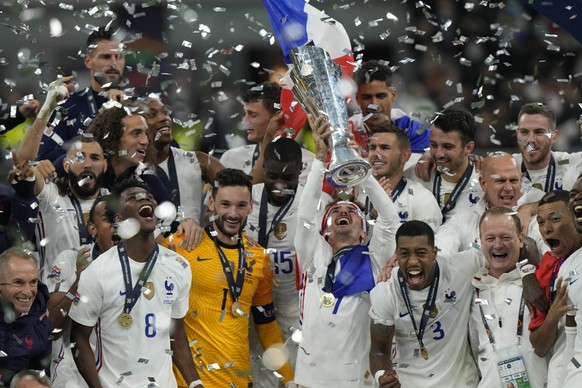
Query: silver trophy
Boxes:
[{"xmin": 289, "ymin": 45, "xmax": 371, "ymax": 187}]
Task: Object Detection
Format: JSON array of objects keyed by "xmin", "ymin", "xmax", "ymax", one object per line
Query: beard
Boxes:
[
  {"xmin": 68, "ymin": 169, "xmax": 104, "ymax": 198},
  {"xmin": 214, "ymin": 215, "xmax": 246, "ymax": 240}
]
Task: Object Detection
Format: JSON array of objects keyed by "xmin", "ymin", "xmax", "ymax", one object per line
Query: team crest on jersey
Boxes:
[
  {"xmin": 274, "ymin": 223, "xmax": 287, "ymax": 240},
  {"xmin": 469, "ymin": 193, "xmax": 479, "ymax": 206},
  {"xmin": 48, "ymin": 265, "xmax": 62, "ymax": 282},
  {"xmin": 143, "ymin": 281, "xmax": 155, "ymax": 300}
]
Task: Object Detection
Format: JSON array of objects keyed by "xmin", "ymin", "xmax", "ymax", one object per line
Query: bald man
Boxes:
[{"xmin": 434, "ymin": 152, "xmax": 546, "ymax": 257}]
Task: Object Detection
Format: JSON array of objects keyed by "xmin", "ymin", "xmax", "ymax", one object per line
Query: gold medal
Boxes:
[
  {"xmin": 320, "ymin": 292, "xmax": 336, "ymax": 308},
  {"xmin": 231, "ymin": 301, "xmax": 244, "ymax": 317},
  {"xmin": 117, "ymin": 312, "xmax": 133, "ymax": 329},
  {"xmin": 420, "ymin": 346, "xmax": 429, "ymax": 360},
  {"xmin": 423, "ymin": 303, "xmax": 438, "ymax": 319}
]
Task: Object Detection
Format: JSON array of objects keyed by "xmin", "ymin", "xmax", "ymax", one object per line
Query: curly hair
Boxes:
[{"xmin": 87, "ymin": 102, "xmax": 145, "ymax": 159}]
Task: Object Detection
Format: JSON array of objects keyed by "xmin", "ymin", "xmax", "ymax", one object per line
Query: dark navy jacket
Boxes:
[
  {"xmin": 37, "ymin": 87, "xmax": 107, "ymax": 163},
  {"xmin": 0, "ymin": 282, "xmax": 52, "ymax": 386}
]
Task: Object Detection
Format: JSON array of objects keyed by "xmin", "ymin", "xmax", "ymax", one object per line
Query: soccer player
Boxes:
[
  {"xmin": 38, "ymin": 26, "xmax": 128, "ymax": 162},
  {"xmin": 369, "ymin": 220, "xmax": 481, "ymax": 387},
  {"xmin": 555, "ymin": 175, "xmax": 582, "ymax": 386},
  {"xmin": 144, "ymin": 96, "xmax": 223, "ymax": 222},
  {"xmin": 220, "ymin": 82, "xmax": 314, "ymax": 184},
  {"xmin": 528, "ymin": 190, "xmax": 581, "ymax": 387},
  {"xmin": 367, "ymin": 124, "xmax": 442, "ymax": 231},
  {"xmin": 513, "ymin": 103, "xmax": 582, "ymax": 192},
  {"xmin": 294, "ymin": 117, "xmax": 398, "ymax": 387},
  {"xmin": 408, "ymin": 108, "xmax": 482, "ymax": 224},
  {"xmin": 169, "ymin": 169, "xmax": 294, "ymax": 387},
  {"xmin": 69, "ymin": 179, "xmax": 201, "ymax": 388},
  {"xmin": 469, "ymin": 207, "xmax": 547, "ymax": 387},
  {"xmin": 351, "ymin": 59, "xmax": 430, "ymax": 166},
  {"xmin": 0, "ymin": 248, "xmax": 52, "ymax": 386},
  {"xmin": 246, "ymin": 137, "xmax": 303, "ymax": 386},
  {"xmin": 435, "ymin": 152, "xmax": 546, "ymax": 257},
  {"xmin": 46, "ymin": 196, "xmax": 119, "ymax": 387}
]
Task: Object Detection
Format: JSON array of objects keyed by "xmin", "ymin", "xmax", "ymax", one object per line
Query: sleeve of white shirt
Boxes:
[
  {"xmin": 295, "ymin": 159, "xmax": 326, "ymax": 270},
  {"xmin": 44, "ymin": 249, "xmax": 78, "ymax": 291},
  {"xmin": 435, "ymin": 214, "xmax": 464, "ymax": 257},
  {"xmin": 171, "ymin": 253, "xmax": 192, "ymax": 319},
  {"xmin": 369, "ymin": 278, "xmax": 396, "ymax": 326},
  {"xmin": 37, "ymin": 180, "xmax": 59, "ymax": 204},
  {"xmin": 68, "ymin": 260, "xmax": 104, "ymax": 327},
  {"xmin": 446, "ymin": 249, "xmax": 486, "ymax": 279},
  {"xmin": 409, "ymin": 183, "xmax": 443, "ymax": 232},
  {"xmin": 363, "ymin": 176, "xmax": 399, "ymax": 275}
]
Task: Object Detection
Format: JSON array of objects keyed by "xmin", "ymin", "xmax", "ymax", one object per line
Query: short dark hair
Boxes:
[
  {"xmin": 242, "ymin": 82, "xmax": 281, "ymax": 115},
  {"xmin": 353, "ymin": 60, "xmax": 393, "ymax": 87},
  {"xmin": 431, "ymin": 108, "xmax": 476, "ymax": 145},
  {"xmin": 395, "ymin": 220, "xmax": 435, "ymax": 247},
  {"xmin": 87, "ymin": 26, "xmax": 114, "ymax": 51},
  {"xmin": 109, "ymin": 179, "xmax": 151, "ymax": 216},
  {"xmin": 518, "ymin": 103, "xmax": 556, "ymax": 129},
  {"xmin": 479, "ymin": 206, "xmax": 522, "ymax": 235},
  {"xmin": 65, "ymin": 134, "xmax": 103, "ymax": 156},
  {"xmin": 88, "ymin": 195, "xmax": 115, "ymax": 225},
  {"xmin": 264, "ymin": 137, "xmax": 302, "ymax": 168},
  {"xmin": 538, "ymin": 190, "xmax": 569, "ymax": 208},
  {"xmin": 211, "ymin": 169, "xmax": 253, "ymax": 198},
  {"xmin": 369, "ymin": 124, "xmax": 411, "ymax": 151}
]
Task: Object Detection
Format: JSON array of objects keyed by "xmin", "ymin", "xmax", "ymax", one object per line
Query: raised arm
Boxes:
[
  {"xmin": 16, "ymin": 76, "xmax": 73, "ymax": 163},
  {"xmin": 294, "ymin": 115, "xmax": 330, "ymax": 267},
  {"xmin": 365, "ymin": 175, "xmax": 398, "ymax": 274}
]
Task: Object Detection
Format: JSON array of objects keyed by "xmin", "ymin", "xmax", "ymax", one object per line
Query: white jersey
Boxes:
[
  {"xmin": 513, "ymin": 151, "xmax": 582, "ymax": 192},
  {"xmin": 357, "ymin": 178, "xmax": 442, "ymax": 233},
  {"xmin": 246, "ymin": 183, "xmax": 303, "ymax": 387},
  {"xmin": 370, "ymin": 250, "xmax": 484, "ymax": 387},
  {"xmin": 435, "ymin": 189, "xmax": 547, "ymax": 257},
  {"xmin": 157, "ymin": 147, "xmax": 203, "ymax": 221},
  {"xmin": 69, "ymin": 244, "xmax": 191, "ymax": 388},
  {"xmin": 36, "ymin": 182, "xmax": 108, "ymax": 277},
  {"xmin": 220, "ymin": 144, "xmax": 315, "ymax": 185},
  {"xmin": 469, "ymin": 267, "xmax": 548, "ymax": 388},
  {"xmin": 557, "ymin": 246, "xmax": 582, "ymax": 386},
  {"xmin": 294, "ymin": 159, "xmax": 399, "ymax": 388},
  {"xmin": 405, "ymin": 163, "xmax": 482, "ymax": 224},
  {"xmin": 45, "ymin": 244, "xmax": 104, "ymax": 388}
]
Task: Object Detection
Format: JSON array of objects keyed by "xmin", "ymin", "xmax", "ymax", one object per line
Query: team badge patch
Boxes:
[
  {"xmin": 143, "ymin": 281, "xmax": 155, "ymax": 300},
  {"xmin": 274, "ymin": 223, "xmax": 287, "ymax": 240}
]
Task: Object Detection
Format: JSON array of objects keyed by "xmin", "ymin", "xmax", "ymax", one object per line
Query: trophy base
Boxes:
[{"xmin": 327, "ymin": 160, "xmax": 372, "ymax": 188}]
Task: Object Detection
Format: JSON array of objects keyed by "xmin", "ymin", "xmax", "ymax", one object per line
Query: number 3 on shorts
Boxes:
[{"xmin": 145, "ymin": 313, "xmax": 157, "ymax": 338}]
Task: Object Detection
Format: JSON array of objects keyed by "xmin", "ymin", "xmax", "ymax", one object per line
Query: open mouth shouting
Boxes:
[
  {"xmin": 406, "ymin": 268, "xmax": 425, "ymax": 288},
  {"xmin": 138, "ymin": 204, "xmax": 155, "ymax": 219},
  {"xmin": 545, "ymin": 237, "xmax": 563, "ymax": 257}
]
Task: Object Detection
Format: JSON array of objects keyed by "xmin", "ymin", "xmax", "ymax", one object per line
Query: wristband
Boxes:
[
  {"xmin": 188, "ymin": 380, "xmax": 203, "ymax": 388},
  {"xmin": 375, "ymin": 369, "xmax": 386, "ymax": 383},
  {"xmin": 517, "ymin": 263, "xmax": 536, "ymax": 278}
]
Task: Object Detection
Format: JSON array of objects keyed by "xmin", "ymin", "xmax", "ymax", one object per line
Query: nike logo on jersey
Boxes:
[
  {"xmin": 570, "ymin": 278, "xmax": 579, "ymax": 286},
  {"xmin": 119, "ymin": 290, "xmax": 126, "ymax": 296},
  {"xmin": 196, "ymin": 257, "xmax": 212, "ymax": 262},
  {"xmin": 399, "ymin": 311, "xmax": 410, "ymax": 318}
]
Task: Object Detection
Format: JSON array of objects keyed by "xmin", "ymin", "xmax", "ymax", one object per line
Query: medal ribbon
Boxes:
[
  {"xmin": 117, "ymin": 242, "xmax": 159, "ymax": 316},
  {"xmin": 390, "ymin": 177, "xmax": 407, "ymax": 202},
  {"xmin": 208, "ymin": 225, "xmax": 247, "ymax": 304},
  {"xmin": 548, "ymin": 257, "xmax": 566, "ymax": 303},
  {"xmin": 433, "ymin": 163, "xmax": 474, "ymax": 218},
  {"xmin": 476, "ymin": 288, "xmax": 525, "ymax": 347},
  {"xmin": 155, "ymin": 150, "xmax": 181, "ymax": 208},
  {"xmin": 257, "ymin": 185, "xmax": 294, "ymax": 248},
  {"xmin": 251, "ymin": 144, "xmax": 260, "ymax": 168},
  {"xmin": 68, "ymin": 194, "xmax": 93, "ymax": 245},
  {"xmin": 397, "ymin": 262, "xmax": 440, "ymax": 352},
  {"xmin": 521, "ymin": 154, "xmax": 556, "ymax": 193}
]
